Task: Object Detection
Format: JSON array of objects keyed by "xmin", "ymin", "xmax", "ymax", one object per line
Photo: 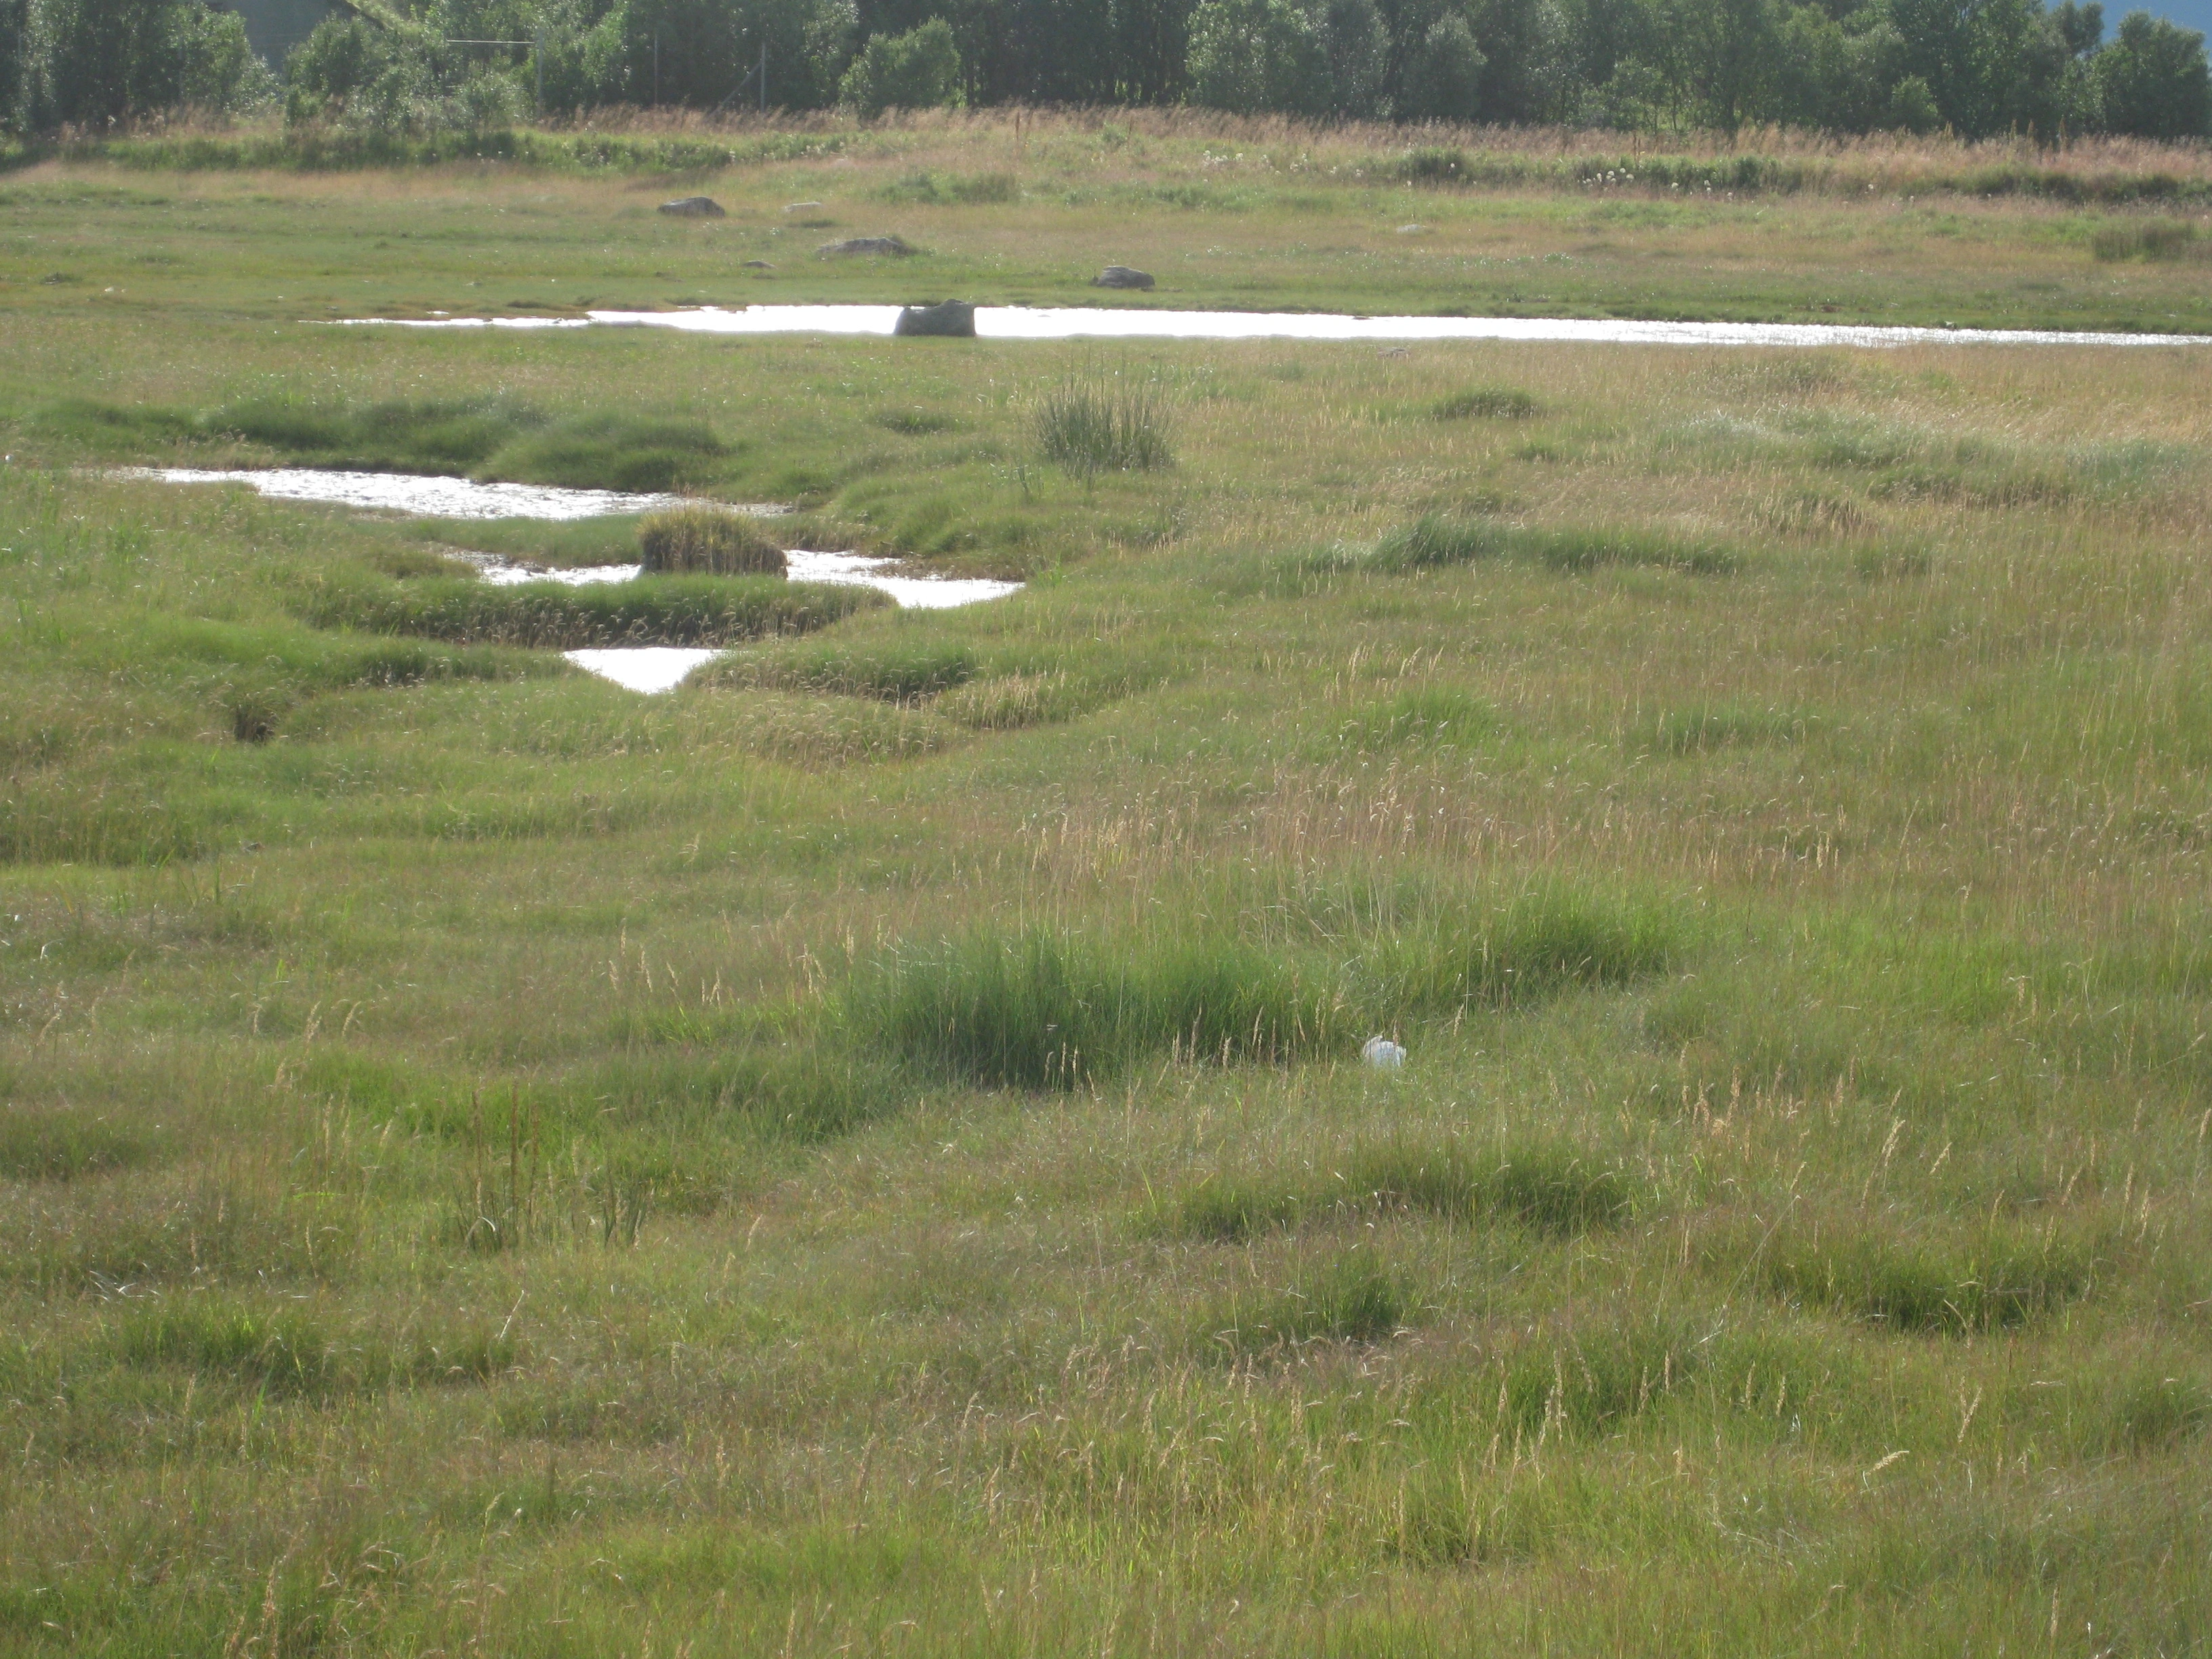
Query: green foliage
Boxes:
[
  {"xmin": 1344, "ymin": 684, "xmax": 1496, "ymax": 750},
  {"xmin": 1187, "ymin": 0, "xmax": 1331, "ymax": 116},
  {"xmin": 117, "ymin": 1298, "xmax": 514, "ymax": 1395},
  {"xmin": 840, "ymin": 19, "xmax": 962, "ymax": 117},
  {"xmin": 637, "ymin": 508, "xmax": 787, "ymax": 576},
  {"xmin": 20, "ymin": 0, "xmax": 272, "ymax": 131},
  {"xmin": 2097, "ymin": 10, "xmax": 2212, "ymax": 138},
  {"xmin": 1033, "ymin": 372, "xmax": 1175, "ymax": 482},
  {"xmin": 1645, "ymin": 703, "xmax": 1813, "ymax": 753}
]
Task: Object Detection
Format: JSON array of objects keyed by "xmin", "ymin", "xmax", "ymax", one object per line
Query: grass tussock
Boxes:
[
  {"xmin": 1033, "ymin": 372, "xmax": 1176, "ymax": 481},
  {"xmin": 2089, "ymin": 220, "xmax": 2208, "ymax": 262},
  {"xmin": 1345, "ymin": 684, "xmax": 1497, "ymax": 750},
  {"xmin": 1432, "ymin": 386, "xmax": 1542, "ymax": 421},
  {"xmin": 1162, "ymin": 1138, "xmax": 1639, "ymax": 1242},
  {"xmin": 1644, "ymin": 703, "xmax": 1815, "ymax": 754},
  {"xmin": 117, "ymin": 1298, "xmax": 514, "ymax": 1397},
  {"xmin": 1740, "ymin": 1216, "xmax": 2101, "ymax": 1334},
  {"xmin": 851, "ymin": 880, "xmax": 1679, "ymax": 1086},
  {"xmin": 1329, "ymin": 516, "xmax": 1741, "ymax": 577},
  {"xmin": 712, "ymin": 636, "xmax": 978, "ymax": 701},
  {"xmin": 637, "ymin": 508, "xmax": 787, "ymax": 575},
  {"xmin": 296, "ymin": 574, "xmax": 885, "ymax": 648},
  {"xmin": 1205, "ymin": 1254, "xmax": 1408, "ymax": 1355}
]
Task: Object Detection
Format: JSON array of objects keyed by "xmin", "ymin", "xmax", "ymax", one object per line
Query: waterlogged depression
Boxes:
[
  {"xmin": 342, "ymin": 304, "xmax": 2212, "ymax": 350},
  {"xmin": 117, "ymin": 468, "xmax": 1022, "ymax": 693}
]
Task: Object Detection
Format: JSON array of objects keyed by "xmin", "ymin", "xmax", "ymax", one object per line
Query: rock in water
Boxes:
[
  {"xmin": 658, "ymin": 197, "xmax": 726, "ymax": 218},
  {"xmin": 1092, "ymin": 265, "xmax": 1155, "ymax": 290},
  {"xmin": 1361, "ymin": 1036, "xmax": 1407, "ymax": 1070},
  {"xmin": 818, "ymin": 236, "xmax": 915, "ymax": 258},
  {"xmin": 893, "ymin": 300, "xmax": 976, "ymax": 337}
]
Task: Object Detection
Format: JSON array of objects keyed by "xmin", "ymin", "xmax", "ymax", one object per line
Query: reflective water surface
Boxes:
[{"xmin": 341, "ymin": 305, "xmax": 2212, "ymax": 350}]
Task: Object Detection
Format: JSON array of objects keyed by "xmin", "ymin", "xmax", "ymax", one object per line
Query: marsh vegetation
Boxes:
[{"xmin": 0, "ymin": 127, "xmax": 2209, "ymax": 1656}]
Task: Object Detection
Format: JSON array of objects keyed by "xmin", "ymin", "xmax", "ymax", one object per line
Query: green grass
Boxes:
[
  {"xmin": 293, "ymin": 572, "xmax": 885, "ymax": 647},
  {"xmin": 1, "ymin": 123, "xmax": 2211, "ymax": 1656}
]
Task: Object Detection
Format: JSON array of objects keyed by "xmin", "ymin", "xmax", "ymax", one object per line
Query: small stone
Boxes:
[
  {"xmin": 1361, "ymin": 1036, "xmax": 1407, "ymax": 1070},
  {"xmin": 1092, "ymin": 264, "xmax": 1155, "ymax": 290},
  {"xmin": 893, "ymin": 300, "xmax": 976, "ymax": 337},
  {"xmin": 782, "ymin": 201, "xmax": 823, "ymax": 213},
  {"xmin": 657, "ymin": 196, "xmax": 725, "ymax": 218},
  {"xmin": 818, "ymin": 236, "xmax": 916, "ymax": 258},
  {"xmin": 1395, "ymin": 222, "xmax": 1430, "ymax": 235}
]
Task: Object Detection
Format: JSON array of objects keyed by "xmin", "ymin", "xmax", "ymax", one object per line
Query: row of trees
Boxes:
[{"xmin": 4, "ymin": 0, "xmax": 2207, "ymax": 138}]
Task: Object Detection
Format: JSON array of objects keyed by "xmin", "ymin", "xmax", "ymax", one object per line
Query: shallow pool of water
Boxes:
[
  {"xmin": 108, "ymin": 466, "xmax": 786, "ymax": 522},
  {"xmin": 344, "ymin": 305, "xmax": 2212, "ymax": 350},
  {"xmin": 562, "ymin": 647, "xmax": 724, "ymax": 694}
]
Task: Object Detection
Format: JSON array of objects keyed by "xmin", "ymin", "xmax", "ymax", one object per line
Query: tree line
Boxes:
[{"xmin": 5, "ymin": 0, "xmax": 2207, "ymax": 139}]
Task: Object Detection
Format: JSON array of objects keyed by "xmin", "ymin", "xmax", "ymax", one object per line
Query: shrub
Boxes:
[
  {"xmin": 840, "ymin": 19, "xmax": 962, "ymax": 118},
  {"xmin": 1033, "ymin": 373, "xmax": 1175, "ymax": 481},
  {"xmin": 637, "ymin": 508, "xmax": 787, "ymax": 576}
]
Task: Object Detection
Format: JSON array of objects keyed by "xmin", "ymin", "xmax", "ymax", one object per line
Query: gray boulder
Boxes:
[
  {"xmin": 893, "ymin": 300, "xmax": 976, "ymax": 337},
  {"xmin": 819, "ymin": 235, "xmax": 916, "ymax": 258},
  {"xmin": 658, "ymin": 197, "xmax": 726, "ymax": 218},
  {"xmin": 1092, "ymin": 265, "xmax": 1155, "ymax": 289}
]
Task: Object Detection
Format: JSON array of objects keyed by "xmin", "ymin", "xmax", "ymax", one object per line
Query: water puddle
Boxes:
[
  {"xmin": 108, "ymin": 466, "xmax": 786, "ymax": 522},
  {"xmin": 342, "ymin": 305, "xmax": 2212, "ymax": 350},
  {"xmin": 786, "ymin": 549, "xmax": 1023, "ymax": 609},
  {"xmin": 562, "ymin": 647, "xmax": 724, "ymax": 694}
]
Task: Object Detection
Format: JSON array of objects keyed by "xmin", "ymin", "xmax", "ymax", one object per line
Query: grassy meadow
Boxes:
[{"xmin": 2, "ymin": 117, "xmax": 2211, "ymax": 1654}]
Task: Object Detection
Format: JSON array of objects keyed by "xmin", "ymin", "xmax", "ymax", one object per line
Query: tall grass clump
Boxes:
[
  {"xmin": 637, "ymin": 508, "xmax": 787, "ymax": 575},
  {"xmin": 1742, "ymin": 1218, "xmax": 2100, "ymax": 1334},
  {"xmin": 719, "ymin": 637, "xmax": 977, "ymax": 700},
  {"xmin": 1366, "ymin": 517, "xmax": 1739, "ymax": 576},
  {"xmin": 1159, "ymin": 1138, "xmax": 1639, "ymax": 1242},
  {"xmin": 848, "ymin": 926, "xmax": 1351, "ymax": 1088},
  {"xmin": 1352, "ymin": 880, "xmax": 1680, "ymax": 1013},
  {"xmin": 2090, "ymin": 220, "xmax": 2207, "ymax": 261},
  {"xmin": 1033, "ymin": 371, "xmax": 1176, "ymax": 482},
  {"xmin": 1432, "ymin": 386, "xmax": 1541, "ymax": 420},
  {"xmin": 1206, "ymin": 1254, "xmax": 1408, "ymax": 1355},
  {"xmin": 298, "ymin": 574, "xmax": 886, "ymax": 647}
]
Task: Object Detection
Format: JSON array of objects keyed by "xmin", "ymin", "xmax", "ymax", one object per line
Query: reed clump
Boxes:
[
  {"xmin": 636, "ymin": 508, "xmax": 788, "ymax": 575},
  {"xmin": 1033, "ymin": 372, "xmax": 1176, "ymax": 480}
]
